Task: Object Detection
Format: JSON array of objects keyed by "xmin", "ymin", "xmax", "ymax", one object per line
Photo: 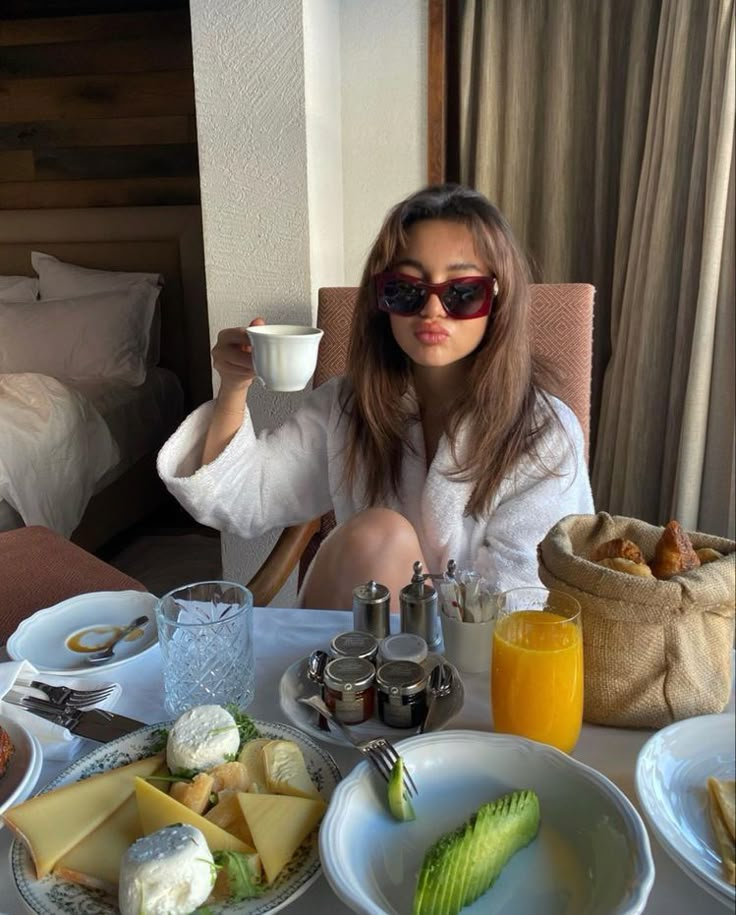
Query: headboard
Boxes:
[{"xmin": 0, "ymin": 206, "xmax": 212, "ymax": 408}]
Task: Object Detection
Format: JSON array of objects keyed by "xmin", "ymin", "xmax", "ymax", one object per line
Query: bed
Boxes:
[{"xmin": 0, "ymin": 206, "xmax": 212, "ymax": 551}]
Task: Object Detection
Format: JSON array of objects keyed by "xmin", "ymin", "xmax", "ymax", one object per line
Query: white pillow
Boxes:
[
  {"xmin": 0, "ymin": 283, "xmax": 159, "ymax": 386},
  {"xmin": 31, "ymin": 251, "xmax": 162, "ymax": 298},
  {"xmin": 31, "ymin": 251, "xmax": 163, "ymax": 365},
  {"xmin": 0, "ymin": 275, "xmax": 39, "ymax": 302}
]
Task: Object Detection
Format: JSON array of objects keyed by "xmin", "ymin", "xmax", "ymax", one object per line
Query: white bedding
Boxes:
[
  {"xmin": 0, "ymin": 374, "xmax": 119, "ymax": 536},
  {"xmin": 0, "ymin": 368, "xmax": 185, "ymax": 535}
]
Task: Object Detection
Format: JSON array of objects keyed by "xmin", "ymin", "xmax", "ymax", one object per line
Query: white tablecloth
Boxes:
[{"xmin": 1, "ymin": 607, "xmax": 733, "ymax": 914}]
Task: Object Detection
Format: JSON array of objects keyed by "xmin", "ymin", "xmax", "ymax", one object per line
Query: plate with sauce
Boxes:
[{"xmin": 6, "ymin": 590, "xmax": 158, "ymax": 676}]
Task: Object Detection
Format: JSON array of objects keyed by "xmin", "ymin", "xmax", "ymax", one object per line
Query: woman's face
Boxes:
[{"xmin": 387, "ymin": 219, "xmax": 491, "ymax": 371}]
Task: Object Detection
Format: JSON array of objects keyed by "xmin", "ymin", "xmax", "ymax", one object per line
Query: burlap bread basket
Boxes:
[{"xmin": 537, "ymin": 512, "xmax": 735, "ymax": 729}]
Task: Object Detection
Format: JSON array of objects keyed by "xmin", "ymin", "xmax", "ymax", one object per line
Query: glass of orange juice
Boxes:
[{"xmin": 491, "ymin": 587, "xmax": 583, "ymax": 753}]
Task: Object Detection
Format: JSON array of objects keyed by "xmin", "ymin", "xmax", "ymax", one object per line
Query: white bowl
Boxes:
[
  {"xmin": 320, "ymin": 729, "xmax": 655, "ymax": 915},
  {"xmin": 246, "ymin": 324, "xmax": 323, "ymax": 392}
]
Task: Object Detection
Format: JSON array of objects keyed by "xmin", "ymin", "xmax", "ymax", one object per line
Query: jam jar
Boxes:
[
  {"xmin": 379, "ymin": 632, "xmax": 428, "ymax": 666},
  {"xmin": 322, "ymin": 657, "xmax": 376, "ymax": 724},
  {"xmin": 329, "ymin": 630, "xmax": 379, "ymax": 664},
  {"xmin": 376, "ymin": 660, "xmax": 428, "ymax": 729}
]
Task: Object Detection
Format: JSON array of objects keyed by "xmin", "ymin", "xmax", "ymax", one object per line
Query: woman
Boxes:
[{"xmin": 158, "ymin": 184, "xmax": 593, "ymax": 608}]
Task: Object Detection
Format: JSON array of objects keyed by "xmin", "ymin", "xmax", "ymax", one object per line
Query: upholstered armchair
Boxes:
[{"xmin": 247, "ymin": 284, "xmax": 595, "ymax": 606}]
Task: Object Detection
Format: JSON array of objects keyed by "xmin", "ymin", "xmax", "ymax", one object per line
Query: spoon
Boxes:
[
  {"xmin": 85, "ymin": 615, "xmax": 150, "ymax": 664},
  {"xmin": 306, "ymin": 650, "xmax": 330, "ymax": 730},
  {"xmin": 419, "ymin": 661, "xmax": 455, "ymax": 734}
]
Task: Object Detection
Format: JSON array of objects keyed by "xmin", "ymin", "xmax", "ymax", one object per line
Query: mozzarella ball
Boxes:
[
  {"xmin": 166, "ymin": 704, "xmax": 240, "ymax": 773},
  {"xmin": 118, "ymin": 824, "xmax": 214, "ymax": 915}
]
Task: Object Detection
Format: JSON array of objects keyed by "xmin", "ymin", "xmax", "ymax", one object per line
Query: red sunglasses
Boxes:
[{"xmin": 375, "ymin": 271, "xmax": 498, "ymax": 320}]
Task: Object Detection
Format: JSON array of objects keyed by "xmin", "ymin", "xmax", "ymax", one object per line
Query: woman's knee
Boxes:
[{"xmin": 336, "ymin": 508, "xmax": 421, "ymax": 556}]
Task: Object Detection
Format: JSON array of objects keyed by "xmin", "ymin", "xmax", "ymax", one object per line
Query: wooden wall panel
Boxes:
[{"xmin": 0, "ymin": 7, "xmax": 199, "ymax": 209}]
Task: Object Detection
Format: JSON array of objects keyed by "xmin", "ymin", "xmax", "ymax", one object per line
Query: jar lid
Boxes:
[
  {"xmin": 330, "ymin": 630, "xmax": 379, "ymax": 660},
  {"xmin": 380, "ymin": 633, "xmax": 428, "ymax": 665},
  {"xmin": 353, "ymin": 580, "xmax": 390, "ymax": 604},
  {"xmin": 376, "ymin": 660, "xmax": 427, "ymax": 697},
  {"xmin": 323, "ymin": 657, "xmax": 376, "ymax": 692}
]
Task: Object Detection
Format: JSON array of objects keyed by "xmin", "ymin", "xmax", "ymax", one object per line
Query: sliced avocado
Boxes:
[
  {"xmin": 413, "ymin": 789, "xmax": 540, "ymax": 915},
  {"xmin": 387, "ymin": 757, "xmax": 415, "ymax": 822}
]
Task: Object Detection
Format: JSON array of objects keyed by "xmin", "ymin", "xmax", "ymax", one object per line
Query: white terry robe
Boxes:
[{"xmin": 157, "ymin": 377, "xmax": 594, "ymax": 590}]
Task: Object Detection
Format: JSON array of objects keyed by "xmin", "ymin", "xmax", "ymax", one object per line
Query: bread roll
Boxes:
[
  {"xmin": 696, "ymin": 547, "xmax": 724, "ymax": 565},
  {"xmin": 651, "ymin": 520, "xmax": 700, "ymax": 580},
  {"xmin": 597, "ymin": 557, "xmax": 654, "ymax": 578},
  {"xmin": 592, "ymin": 538, "xmax": 646, "ymax": 565}
]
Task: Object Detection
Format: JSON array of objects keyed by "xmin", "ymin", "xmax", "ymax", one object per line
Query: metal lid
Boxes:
[
  {"xmin": 380, "ymin": 633, "xmax": 428, "ymax": 665},
  {"xmin": 353, "ymin": 580, "xmax": 390, "ymax": 605},
  {"xmin": 330, "ymin": 630, "xmax": 379, "ymax": 660},
  {"xmin": 323, "ymin": 657, "xmax": 376, "ymax": 692},
  {"xmin": 376, "ymin": 660, "xmax": 427, "ymax": 697}
]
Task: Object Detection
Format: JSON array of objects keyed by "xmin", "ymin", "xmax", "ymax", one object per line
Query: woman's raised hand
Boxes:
[{"xmin": 211, "ymin": 318, "xmax": 265, "ymax": 393}]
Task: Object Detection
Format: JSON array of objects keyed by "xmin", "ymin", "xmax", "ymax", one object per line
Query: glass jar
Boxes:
[
  {"xmin": 379, "ymin": 632, "xmax": 428, "ymax": 666},
  {"xmin": 329, "ymin": 630, "xmax": 379, "ymax": 663},
  {"xmin": 376, "ymin": 660, "xmax": 428, "ymax": 729},
  {"xmin": 322, "ymin": 657, "xmax": 376, "ymax": 725}
]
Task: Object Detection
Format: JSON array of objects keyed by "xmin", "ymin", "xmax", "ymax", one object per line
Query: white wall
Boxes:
[{"xmin": 188, "ymin": 0, "xmax": 427, "ymax": 604}]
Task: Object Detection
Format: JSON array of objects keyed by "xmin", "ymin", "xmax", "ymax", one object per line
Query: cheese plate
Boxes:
[{"xmin": 9, "ymin": 720, "xmax": 341, "ymax": 915}]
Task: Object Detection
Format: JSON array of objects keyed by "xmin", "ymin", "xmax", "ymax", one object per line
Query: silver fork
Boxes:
[
  {"xmin": 4, "ymin": 692, "xmax": 115, "ymax": 725},
  {"xmin": 298, "ymin": 695, "xmax": 418, "ymax": 798},
  {"xmin": 14, "ymin": 679, "xmax": 116, "ymax": 708}
]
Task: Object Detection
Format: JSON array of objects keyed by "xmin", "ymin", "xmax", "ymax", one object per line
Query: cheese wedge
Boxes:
[
  {"xmin": 262, "ymin": 740, "xmax": 321, "ymax": 800},
  {"xmin": 135, "ymin": 776, "xmax": 254, "ymax": 854},
  {"xmin": 237, "ymin": 737, "xmax": 272, "ymax": 792},
  {"xmin": 237, "ymin": 791, "xmax": 326, "ymax": 884},
  {"xmin": 53, "ymin": 760, "xmax": 171, "ymax": 892},
  {"xmin": 3, "ymin": 753, "xmax": 164, "ymax": 878},
  {"xmin": 53, "ymin": 794, "xmax": 142, "ymax": 893}
]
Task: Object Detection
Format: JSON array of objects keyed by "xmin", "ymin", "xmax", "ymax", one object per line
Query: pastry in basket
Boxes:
[
  {"xmin": 696, "ymin": 547, "xmax": 725, "ymax": 564},
  {"xmin": 592, "ymin": 538, "xmax": 646, "ymax": 565},
  {"xmin": 650, "ymin": 519, "xmax": 701, "ymax": 579},
  {"xmin": 596, "ymin": 557, "xmax": 654, "ymax": 578}
]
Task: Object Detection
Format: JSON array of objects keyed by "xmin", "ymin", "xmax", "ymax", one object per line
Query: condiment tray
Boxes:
[{"xmin": 279, "ymin": 653, "xmax": 464, "ymax": 748}]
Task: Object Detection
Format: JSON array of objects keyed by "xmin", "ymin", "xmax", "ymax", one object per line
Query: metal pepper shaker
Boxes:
[
  {"xmin": 352, "ymin": 579, "xmax": 391, "ymax": 639},
  {"xmin": 399, "ymin": 560, "xmax": 441, "ymax": 649}
]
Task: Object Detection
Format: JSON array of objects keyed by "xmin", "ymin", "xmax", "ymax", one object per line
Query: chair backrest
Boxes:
[{"xmin": 315, "ymin": 283, "xmax": 595, "ymax": 453}]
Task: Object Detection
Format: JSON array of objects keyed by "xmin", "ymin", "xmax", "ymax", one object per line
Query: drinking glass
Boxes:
[
  {"xmin": 491, "ymin": 587, "xmax": 583, "ymax": 753},
  {"xmin": 156, "ymin": 580, "xmax": 255, "ymax": 717}
]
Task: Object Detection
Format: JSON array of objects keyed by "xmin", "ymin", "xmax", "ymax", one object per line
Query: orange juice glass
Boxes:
[{"xmin": 491, "ymin": 587, "xmax": 583, "ymax": 753}]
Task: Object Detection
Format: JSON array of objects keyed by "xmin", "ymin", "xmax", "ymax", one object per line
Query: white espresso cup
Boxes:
[{"xmin": 245, "ymin": 324, "xmax": 324, "ymax": 392}]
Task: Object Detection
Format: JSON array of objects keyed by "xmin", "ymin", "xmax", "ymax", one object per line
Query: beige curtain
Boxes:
[{"xmin": 452, "ymin": 0, "xmax": 735, "ymax": 538}]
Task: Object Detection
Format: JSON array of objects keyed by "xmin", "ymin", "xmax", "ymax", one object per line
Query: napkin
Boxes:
[{"xmin": 0, "ymin": 659, "xmax": 122, "ymax": 761}]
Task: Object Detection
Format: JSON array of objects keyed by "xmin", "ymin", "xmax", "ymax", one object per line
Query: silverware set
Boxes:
[
  {"xmin": 13, "ymin": 679, "xmax": 116, "ymax": 708},
  {"xmin": 5, "ymin": 690, "xmax": 114, "ymax": 728}
]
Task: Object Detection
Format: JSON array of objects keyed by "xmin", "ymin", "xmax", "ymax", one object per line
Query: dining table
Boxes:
[{"xmin": 0, "ymin": 605, "xmax": 734, "ymax": 914}]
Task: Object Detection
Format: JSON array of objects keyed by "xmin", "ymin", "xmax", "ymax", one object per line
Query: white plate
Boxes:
[
  {"xmin": 636, "ymin": 713, "xmax": 736, "ymax": 906},
  {"xmin": 279, "ymin": 654, "xmax": 464, "ymax": 748},
  {"xmin": 11, "ymin": 719, "xmax": 342, "ymax": 915},
  {"xmin": 0, "ymin": 716, "xmax": 43, "ymax": 826},
  {"xmin": 320, "ymin": 730, "xmax": 655, "ymax": 915},
  {"xmin": 6, "ymin": 591, "xmax": 159, "ymax": 675}
]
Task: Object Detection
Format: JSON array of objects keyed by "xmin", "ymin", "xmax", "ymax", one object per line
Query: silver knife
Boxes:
[{"xmin": 8, "ymin": 694, "xmax": 144, "ymax": 742}]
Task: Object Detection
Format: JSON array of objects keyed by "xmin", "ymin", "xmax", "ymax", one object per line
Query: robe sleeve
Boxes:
[
  {"xmin": 474, "ymin": 399, "xmax": 594, "ymax": 591},
  {"xmin": 157, "ymin": 379, "xmax": 340, "ymax": 538}
]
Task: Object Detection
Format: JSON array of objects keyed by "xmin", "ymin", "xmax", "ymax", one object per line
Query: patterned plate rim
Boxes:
[{"xmin": 10, "ymin": 719, "xmax": 342, "ymax": 915}]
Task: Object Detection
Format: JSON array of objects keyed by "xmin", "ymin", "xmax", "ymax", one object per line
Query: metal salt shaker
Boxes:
[
  {"xmin": 352, "ymin": 579, "xmax": 391, "ymax": 640},
  {"xmin": 399, "ymin": 560, "xmax": 441, "ymax": 649}
]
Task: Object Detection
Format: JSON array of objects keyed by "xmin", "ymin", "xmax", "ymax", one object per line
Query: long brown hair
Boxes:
[{"xmin": 342, "ymin": 183, "xmax": 563, "ymax": 517}]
